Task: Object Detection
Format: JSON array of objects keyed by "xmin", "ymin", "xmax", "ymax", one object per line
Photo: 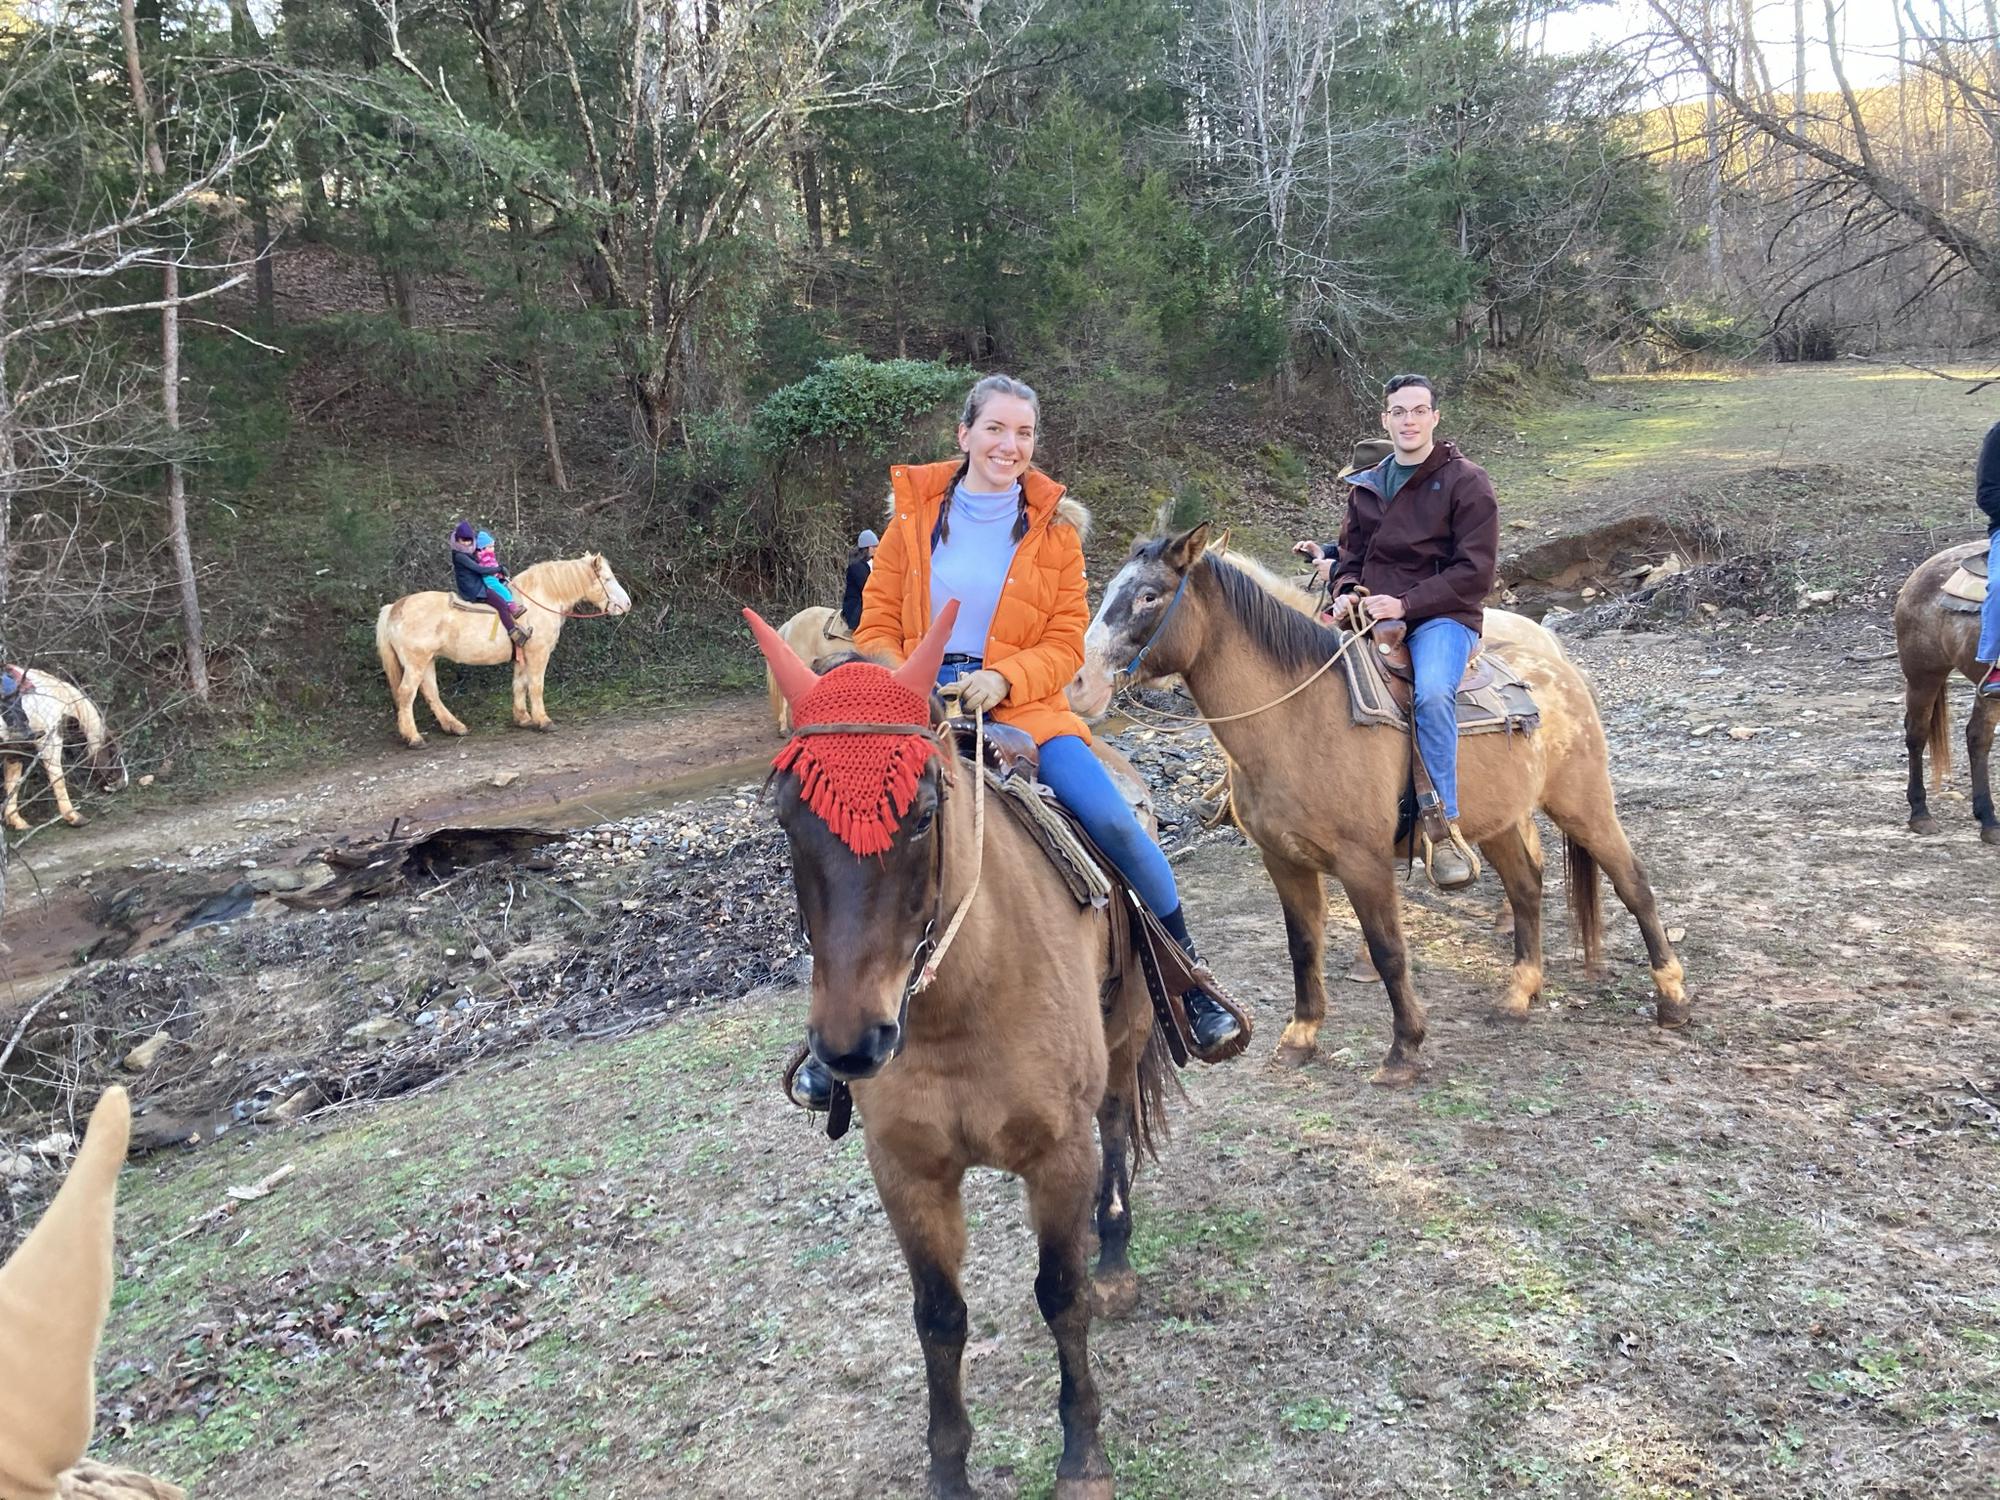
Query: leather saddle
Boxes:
[
  {"xmin": 943, "ymin": 717, "xmax": 1250, "ymax": 1067},
  {"xmin": 1940, "ymin": 542, "xmax": 1989, "ymax": 614}
]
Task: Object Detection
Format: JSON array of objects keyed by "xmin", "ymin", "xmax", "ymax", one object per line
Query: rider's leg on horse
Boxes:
[
  {"xmin": 1980, "ymin": 529, "xmax": 2000, "ymax": 699},
  {"xmin": 485, "ymin": 585, "xmax": 532, "ymax": 647},
  {"xmin": 1410, "ymin": 617, "xmax": 1480, "ymax": 889},
  {"xmin": 1033, "ymin": 734, "xmax": 1239, "ymax": 1053}
]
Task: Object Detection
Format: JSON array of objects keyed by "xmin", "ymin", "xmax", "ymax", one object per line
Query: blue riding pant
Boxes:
[
  {"xmin": 1979, "ymin": 530, "xmax": 2000, "ymax": 667},
  {"xmin": 936, "ymin": 659, "xmax": 1181, "ymax": 919},
  {"xmin": 1409, "ymin": 616, "xmax": 1479, "ymax": 821}
]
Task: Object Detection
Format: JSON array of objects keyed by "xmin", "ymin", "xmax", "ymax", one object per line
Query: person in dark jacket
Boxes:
[
  {"xmin": 1324, "ymin": 374, "xmax": 1498, "ymax": 889},
  {"xmin": 449, "ymin": 519, "xmax": 532, "ymax": 647},
  {"xmin": 1978, "ymin": 421, "xmax": 2000, "ymax": 699},
  {"xmin": 839, "ymin": 528, "xmax": 878, "ymax": 633}
]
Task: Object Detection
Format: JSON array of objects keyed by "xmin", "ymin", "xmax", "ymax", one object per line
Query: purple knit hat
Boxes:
[{"xmin": 453, "ymin": 520, "xmax": 477, "ymax": 543}]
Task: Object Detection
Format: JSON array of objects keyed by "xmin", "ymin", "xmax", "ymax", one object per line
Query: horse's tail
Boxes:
[
  {"xmin": 1925, "ymin": 684, "xmax": 1953, "ymax": 793},
  {"xmin": 66, "ymin": 689, "xmax": 126, "ymax": 789},
  {"xmin": 1565, "ymin": 834, "xmax": 1604, "ymax": 970},
  {"xmin": 376, "ymin": 605, "xmax": 404, "ymax": 695},
  {"xmin": 1129, "ymin": 1019, "xmax": 1182, "ymax": 1165}
]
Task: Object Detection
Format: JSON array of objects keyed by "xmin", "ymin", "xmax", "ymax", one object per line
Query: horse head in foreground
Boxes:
[{"xmin": 750, "ymin": 599, "xmax": 1167, "ymax": 1500}]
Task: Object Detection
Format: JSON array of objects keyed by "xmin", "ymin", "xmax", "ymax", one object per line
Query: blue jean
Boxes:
[
  {"xmin": 1980, "ymin": 531, "xmax": 2000, "ymax": 667},
  {"xmin": 937, "ymin": 659, "xmax": 1181, "ymax": 918},
  {"xmin": 1410, "ymin": 617, "xmax": 1479, "ymax": 821}
]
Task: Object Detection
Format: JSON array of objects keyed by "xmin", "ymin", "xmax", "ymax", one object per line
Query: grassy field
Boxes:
[{"xmin": 22, "ymin": 362, "xmax": 2000, "ymax": 1498}]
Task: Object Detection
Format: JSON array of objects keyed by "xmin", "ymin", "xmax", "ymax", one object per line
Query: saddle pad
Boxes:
[
  {"xmin": 980, "ymin": 764, "xmax": 1114, "ymax": 908},
  {"xmin": 1936, "ymin": 540, "xmax": 1990, "ymax": 613},
  {"xmin": 448, "ymin": 595, "xmax": 493, "ymax": 613},
  {"xmin": 1336, "ymin": 630, "xmax": 1540, "ymax": 737}
]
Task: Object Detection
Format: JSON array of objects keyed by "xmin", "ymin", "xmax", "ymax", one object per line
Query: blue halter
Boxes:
[{"xmin": 1122, "ymin": 568, "xmax": 1193, "ymax": 681}]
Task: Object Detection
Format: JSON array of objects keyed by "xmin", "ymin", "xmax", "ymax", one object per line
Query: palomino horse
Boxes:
[
  {"xmin": 1, "ymin": 670, "xmax": 128, "ymax": 830},
  {"xmin": 1074, "ymin": 526, "xmax": 1687, "ymax": 1085},
  {"xmin": 765, "ymin": 605, "xmax": 854, "ymax": 734},
  {"xmin": 374, "ymin": 554, "xmax": 630, "ymax": 747},
  {"xmin": 1895, "ymin": 541, "xmax": 2000, "ymax": 844},
  {"xmin": 750, "ymin": 601, "xmax": 1166, "ymax": 1500}
]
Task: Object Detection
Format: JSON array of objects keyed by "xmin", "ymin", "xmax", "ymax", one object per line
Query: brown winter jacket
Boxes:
[{"xmin": 1329, "ymin": 440, "xmax": 1499, "ymax": 635}]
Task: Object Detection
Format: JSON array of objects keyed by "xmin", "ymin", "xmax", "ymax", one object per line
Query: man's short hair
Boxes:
[{"xmin": 1383, "ymin": 373, "xmax": 1437, "ymax": 404}]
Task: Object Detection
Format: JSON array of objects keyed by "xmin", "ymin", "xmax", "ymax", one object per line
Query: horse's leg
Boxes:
[
  {"xmin": 527, "ymin": 648, "xmax": 553, "ymax": 730},
  {"xmin": 39, "ymin": 734, "xmax": 81, "ymax": 826},
  {"xmin": 1969, "ymin": 694, "xmax": 2000, "ymax": 845},
  {"xmin": 1091, "ymin": 1085, "xmax": 1139, "ymax": 1318},
  {"xmin": 1333, "ymin": 852, "xmax": 1427, "ymax": 1086},
  {"xmin": 395, "ymin": 649, "xmax": 428, "ymax": 746},
  {"xmin": 1905, "ymin": 672, "xmax": 1948, "ymax": 832},
  {"xmin": 420, "ymin": 662, "xmax": 469, "ymax": 736},
  {"xmin": 1261, "ymin": 852, "xmax": 1329, "ymax": 1064},
  {"xmin": 1543, "ymin": 795, "xmax": 1689, "ymax": 1028},
  {"xmin": 3, "ymin": 758, "xmax": 26, "ymax": 831},
  {"xmin": 873, "ymin": 1160, "xmax": 975, "ymax": 1500},
  {"xmin": 1481, "ymin": 823, "xmax": 1544, "ymax": 1021},
  {"xmin": 1027, "ymin": 1136, "xmax": 1114, "ymax": 1500}
]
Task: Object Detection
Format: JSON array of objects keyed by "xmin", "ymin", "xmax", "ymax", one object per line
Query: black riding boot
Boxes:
[{"xmin": 1160, "ymin": 905, "xmax": 1241, "ymax": 1054}]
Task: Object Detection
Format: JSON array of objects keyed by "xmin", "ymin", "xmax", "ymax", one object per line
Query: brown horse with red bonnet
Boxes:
[{"xmin": 747, "ymin": 600, "xmax": 1169, "ymax": 1500}]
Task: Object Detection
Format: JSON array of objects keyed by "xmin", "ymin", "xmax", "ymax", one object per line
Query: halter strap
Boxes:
[{"xmin": 1125, "ymin": 568, "xmax": 1193, "ymax": 680}]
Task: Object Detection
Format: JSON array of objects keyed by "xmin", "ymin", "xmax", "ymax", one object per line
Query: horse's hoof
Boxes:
[
  {"xmin": 402, "ymin": 735, "xmax": 424, "ymax": 748},
  {"xmin": 1091, "ymin": 1268, "xmax": 1139, "ymax": 1319},
  {"xmin": 1655, "ymin": 998, "xmax": 1692, "ymax": 1029},
  {"xmin": 1345, "ymin": 957, "xmax": 1381, "ymax": 984},
  {"xmin": 61, "ymin": 813, "xmax": 85, "ymax": 827},
  {"xmin": 1054, "ymin": 1479, "xmax": 1114, "ymax": 1500},
  {"xmin": 1370, "ymin": 1058, "xmax": 1424, "ymax": 1088},
  {"xmin": 532, "ymin": 721, "xmax": 555, "ymax": 733},
  {"xmin": 1910, "ymin": 815, "xmax": 1939, "ymax": 834},
  {"xmin": 5, "ymin": 819, "xmax": 28, "ymax": 833},
  {"xmin": 1487, "ymin": 1002, "xmax": 1531, "ymax": 1025},
  {"xmin": 1983, "ymin": 825, "xmax": 2000, "ymax": 846},
  {"xmin": 1273, "ymin": 1042, "xmax": 1317, "ymax": 1069},
  {"xmin": 443, "ymin": 723, "xmax": 469, "ymax": 737}
]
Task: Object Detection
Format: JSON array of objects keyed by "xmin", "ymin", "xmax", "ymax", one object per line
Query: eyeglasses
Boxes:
[{"xmin": 1385, "ymin": 405, "xmax": 1434, "ymax": 420}]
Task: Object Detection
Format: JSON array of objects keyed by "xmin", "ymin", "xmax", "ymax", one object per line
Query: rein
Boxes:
[{"xmin": 508, "ymin": 565, "xmax": 615, "ymax": 620}]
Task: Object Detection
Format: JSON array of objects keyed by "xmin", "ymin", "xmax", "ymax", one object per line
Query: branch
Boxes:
[{"xmin": 3, "ymin": 273, "xmax": 251, "ymax": 347}]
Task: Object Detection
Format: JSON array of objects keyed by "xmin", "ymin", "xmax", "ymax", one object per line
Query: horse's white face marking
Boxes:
[
  {"xmin": 597, "ymin": 559, "xmax": 632, "ymax": 616},
  {"xmin": 1073, "ymin": 560, "xmax": 1142, "ymax": 721}
]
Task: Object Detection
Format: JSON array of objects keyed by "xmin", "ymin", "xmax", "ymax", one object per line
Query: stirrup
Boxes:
[{"xmin": 1419, "ymin": 819, "xmax": 1481, "ymax": 889}]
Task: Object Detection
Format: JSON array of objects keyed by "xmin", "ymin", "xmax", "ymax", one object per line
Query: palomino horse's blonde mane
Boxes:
[{"xmin": 507, "ymin": 554, "xmax": 604, "ymax": 611}]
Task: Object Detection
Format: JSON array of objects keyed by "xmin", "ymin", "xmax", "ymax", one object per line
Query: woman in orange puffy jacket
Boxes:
[{"xmin": 787, "ymin": 374, "xmax": 1239, "ymax": 1111}]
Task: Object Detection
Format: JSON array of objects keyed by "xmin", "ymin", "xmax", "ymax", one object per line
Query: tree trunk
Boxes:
[
  {"xmin": 532, "ymin": 352, "xmax": 569, "ymax": 492},
  {"xmin": 120, "ymin": 0, "xmax": 209, "ymax": 700},
  {"xmin": 251, "ymin": 191, "xmax": 275, "ymax": 324},
  {"xmin": 1701, "ymin": 0, "xmax": 1726, "ymax": 279},
  {"xmin": 1794, "ymin": 0, "xmax": 1807, "ymax": 190},
  {"xmin": 799, "ymin": 148, "xmax": 824, "ymax": 251}
]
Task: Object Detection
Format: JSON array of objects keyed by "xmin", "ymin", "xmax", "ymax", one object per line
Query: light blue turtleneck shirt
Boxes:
[{"xmin": 930, "ymin": 483, "xmax": 1022, "ymax": 658}]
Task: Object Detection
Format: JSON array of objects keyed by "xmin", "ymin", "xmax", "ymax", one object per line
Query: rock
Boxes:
[
  {"xmin": 1727, "ymin": 726, "xmax": 1760, "ymax": 741},
  {"xmin": 491, "ymin": 770, "xmax": 521, "ymax": 788},
  {"xmin": 0, "ymin": 1154, "xmax": 33, "ymax": 1179},
  {"xmin": 1581, "ymin": 586, "xmax": 1600, "ymax": 600},
  {"xmin": 27, "ymin": 1131, "xmax": 75, "ymax": 1158},
  {"xmin": 1801, "ymin": 588, "xmax": 1838, "ymax": 606},
  {"xmin": 123, "ymin": 1032, "xmax": 173, "ymax": 1072},
  {"xmin": 1668, "ymin": 926, "xmax": 1687, "ymax": 942},
  {"xmin": 255, "ymin": 1086, "xmax": 319, "ymax": 1124},
  {"xmin": 137, "ymin": 773, "xmax": 155, "ymax": 787},
  {"xmin": 343, "ymin": 1016, "xmax": 410, "ymax": 1045},
  {"xmin": 1689, "ymin": 724, "xmax": 1716, "ymax": 738}
]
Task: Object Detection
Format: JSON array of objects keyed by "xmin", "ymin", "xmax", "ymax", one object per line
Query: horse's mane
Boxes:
[
  {"xmin": 512, "ymin": 555, "xmax": 593, "ymax": 598},
  {"xmin": 1213, "ymin": 548, "xmax": 1320, "ymax": 616},
  {"xmin": 1198, "ymin": 551, "xmax": 1348, "ymax": 676}
]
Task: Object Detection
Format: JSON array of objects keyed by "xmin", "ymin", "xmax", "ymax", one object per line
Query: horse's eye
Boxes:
[
  {"xmin": 912, "ymin": 804, "xmax": 937, "ymax": 836},
  {"xmin": 1138, "ymin": 590, "xmax": 1159, "ymax": 606}
]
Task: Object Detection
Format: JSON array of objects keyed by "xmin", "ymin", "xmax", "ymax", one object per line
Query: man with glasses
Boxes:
[{"xmin": 1303, "ymin": 372, "xmax": 1499, "ymax": 889}]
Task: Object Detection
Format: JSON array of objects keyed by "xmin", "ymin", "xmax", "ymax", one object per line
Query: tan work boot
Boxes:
[
  {"xmin": 1417, "ymin": 796, "xmax": 1480, "ymax": 890},
  {"xmin": 507, "ymin": 621, "xmax": 534, "ymax": 647}
]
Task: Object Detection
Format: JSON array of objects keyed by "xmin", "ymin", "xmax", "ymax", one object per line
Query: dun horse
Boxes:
[
  {"xmin": 1, "ymin": 671, "xmax": 128, "ymax": 830},
  {"xmin": 1074, "ymin": 525, "xmax": 1687, "ymax": 1084},
  {"xmin": 374, "ymin": 553, "xmax": 629, "ymax": 746},
  {"xmin": 749, "ymin": 601, "xmax": 1166, "ymax": 1500},
  {"xmin": 1895, "ymin": 541, "xmax": 2000, "ymax": 844}
]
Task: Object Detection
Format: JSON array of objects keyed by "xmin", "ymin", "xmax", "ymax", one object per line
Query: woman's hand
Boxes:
[{"xmin": 955, "ymin": 669, "xmax": 1010, "ymax": 713}]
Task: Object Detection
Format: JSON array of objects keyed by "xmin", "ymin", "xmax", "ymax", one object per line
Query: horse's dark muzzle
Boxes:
[{"xmin": 808, "ymin": 1021, "xmax": 903, "ymax": 1082}]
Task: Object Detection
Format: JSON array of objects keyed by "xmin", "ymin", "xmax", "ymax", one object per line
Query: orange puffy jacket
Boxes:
[{"xmin": 855, "ymin": 460, "xmax": 1092, "ymax": 746}]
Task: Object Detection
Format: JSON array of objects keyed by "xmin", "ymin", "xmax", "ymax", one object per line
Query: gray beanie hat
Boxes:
[{"xmin": 856, "ymin": 528, "xmax": 880, "ymax": 548}]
